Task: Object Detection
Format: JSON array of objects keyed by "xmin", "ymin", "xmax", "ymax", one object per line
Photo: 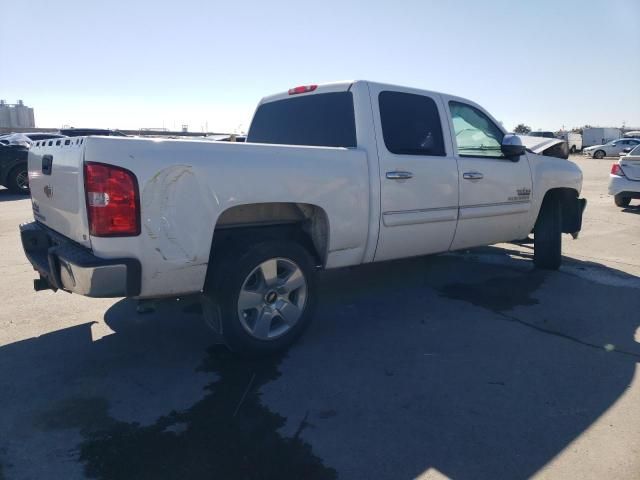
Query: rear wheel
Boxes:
[
  {"xmin": 534, "ymin": 196, "xmax": 562, "ymax": 270},
  {"xmin": 204, "ymin": 239, "xmax": 316, "ymax": 356},
  {"xmin": 570, "ymin": 145, "xmax": 577, "ymax": 154},
  {"xmin": 7, "ymin": 164, "xmax": 29, "ymax": 194},
  {"xmin": 614, "ymin": 194, "xmax": 631, "ymax": 208},
  {"xmin": 593, "ymin": 150, "xmax": 605, "ymax": 159}
]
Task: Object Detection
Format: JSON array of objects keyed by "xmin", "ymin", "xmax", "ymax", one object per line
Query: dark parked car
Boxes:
[
  {"xmin": 0, "ymin": 132, "xmax": 67, "ymax": 194},
  {"xmin": 0, "ymin": 142, "xmax": 29, "ymax": 194},
  {"xmin": 528, "ymin": 131, "xmax": 557, "ymax": 139},
  {"xmin": 23, "ymin": 133, "xmax": 67, "ymax": 142}
]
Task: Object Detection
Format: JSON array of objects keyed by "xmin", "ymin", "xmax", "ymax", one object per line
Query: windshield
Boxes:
[{"xmin": 630, "ymin": 145, "xmax": 640, "ymax": 155}]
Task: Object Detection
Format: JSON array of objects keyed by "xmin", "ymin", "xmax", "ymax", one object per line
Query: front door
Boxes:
[
  {"xmin": 371, "ymin": 87, "xmax": 459, "ymax": 262},
  {"xmin": 444, "ymin": 99, "xmax": 533, "ymax": 250}
]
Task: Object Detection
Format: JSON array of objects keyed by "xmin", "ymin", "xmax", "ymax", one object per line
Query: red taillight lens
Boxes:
[
  {"xmin": 288, "ymin": 85, "xmax": 318, "ymax": 95},
  {"xmin": 84, "ymin": 162, "xmax": 140, "ymax": 236},
  {"xmin": 611, "ymin": 163, "xmax": 625, "ymax": 177}
]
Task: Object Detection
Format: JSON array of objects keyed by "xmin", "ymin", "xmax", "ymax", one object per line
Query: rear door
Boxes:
[
  {"xmin": 444, "ymin": 98, "xmax": 533, "ymax": 250},
  {"xmin": 28, "ymin": 138, "xmax": 91, "ymax": 247},
  {"xmin": 369, "ymin": 86, "xmax": 459, "ymax": 261}
]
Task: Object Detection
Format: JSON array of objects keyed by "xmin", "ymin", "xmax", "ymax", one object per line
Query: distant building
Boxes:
[{"xmin": 0, "ymin": 100, "xmax": 35, "ymax": 128}]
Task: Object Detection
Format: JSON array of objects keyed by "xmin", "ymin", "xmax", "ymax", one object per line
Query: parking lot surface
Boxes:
[{"xmin": 0, "ymin": 156, "xmax": 638, "ymax": 479}]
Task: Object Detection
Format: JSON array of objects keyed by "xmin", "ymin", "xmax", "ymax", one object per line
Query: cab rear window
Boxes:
[{"xmin": 247, "ymin": 92, "xmax": 357, "ymax": 148}]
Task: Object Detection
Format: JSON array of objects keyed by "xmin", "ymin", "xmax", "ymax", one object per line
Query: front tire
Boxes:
[
  {"xmin": 204, "ymin": 240, "xmax": 316, "ymax": 356},
  {"xmin": 570, "ymin": 145, "xmax": 577, "ymax": 154},
  {"xmin": 534, "ymin": 196, "xmax": 562, "ymax": 270},
  {"xmin": 614, "ymin": 194, "xmax": 631, "ymax": 208},
  {"xmin": 593, "ymin": 150, "xmax": 605, "ymax": 159},
  {"xmin": 7, "ymin": 164, "xmax": 29, "ymax": 194}
]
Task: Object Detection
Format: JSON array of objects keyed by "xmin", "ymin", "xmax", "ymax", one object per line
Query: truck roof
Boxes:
[
  {"xmin": 258, "ymin": 80, "xmax": 460, "ymax": 106},
  {"xmin": 258, "ymin": 81, "xmax": 355, "ymax": 105}
]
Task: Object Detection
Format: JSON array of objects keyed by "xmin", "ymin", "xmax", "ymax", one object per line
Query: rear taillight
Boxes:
[
  {"xmin": 288, "ymin": 85, "xmax": 317, "ymax": 95},
  {"xmin": 611, "ymin": 163, "xmax": 625, "ymax": 177},
  {"xmin": 84, "ymin": 162, "xmax": 140, "ymax": 236}
]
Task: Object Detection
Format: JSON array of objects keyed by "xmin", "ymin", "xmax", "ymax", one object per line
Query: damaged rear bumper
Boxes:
[{"xmin": 19, "ymin": 221, "xmax": 141, "ymax": 297}]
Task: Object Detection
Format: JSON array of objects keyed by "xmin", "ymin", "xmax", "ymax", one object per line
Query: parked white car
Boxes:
[
  {"xmin": 20, "ymin": 80, "xmax": 587, "ymax": 355},
  {"xmin": 609, "ymin": 144, "xmax": 640, "ymax": 207},
  {"xmin": 584, "ymin": 138, "xmax": 640, "ymax": 159}
]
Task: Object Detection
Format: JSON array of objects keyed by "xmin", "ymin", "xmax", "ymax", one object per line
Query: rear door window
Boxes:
[
  {"xmin": 247, "ymin": 92, "xmax": 356, "ymax": 148},
  {"xmin": 378, "ymin": 91, "xmax": 445, "ymax": 156}
]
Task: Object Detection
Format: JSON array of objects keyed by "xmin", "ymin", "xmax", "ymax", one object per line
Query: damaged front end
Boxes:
[{"xmin": 518, "ymin": 135, "xmax": 569, "ymax": 159}]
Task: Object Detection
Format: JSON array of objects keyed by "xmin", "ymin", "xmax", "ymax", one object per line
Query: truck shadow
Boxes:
[
  {"xmin": 0, "ymin": 247, "xmax": 638, "ymax": 479},
  {"xmin": 622, "ymin": 205, "xmax": 640, "ymax": 215},
  {"xmin": 0, "ymin": 188, "xmax": 29, "ymax": 202}
]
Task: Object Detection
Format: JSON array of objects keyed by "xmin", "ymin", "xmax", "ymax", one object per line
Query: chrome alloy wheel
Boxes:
[
  {"xmin": 16, "ymin": 170, "xmax": 29, "ymax": 191},
  {"xmin": 237, "ymin": 257, "xmax": 308, "ymax": 340}
]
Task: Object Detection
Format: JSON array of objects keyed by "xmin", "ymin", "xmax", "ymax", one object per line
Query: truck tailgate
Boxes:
[{"xmin": 28, "ymin": 138, "xmax": 91, "ymax": 247}]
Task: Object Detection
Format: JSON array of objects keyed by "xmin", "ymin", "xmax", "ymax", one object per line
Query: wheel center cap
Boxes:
[{"xmin": 264, "ymin": 291, "xmax": 278, "ymax": 304}]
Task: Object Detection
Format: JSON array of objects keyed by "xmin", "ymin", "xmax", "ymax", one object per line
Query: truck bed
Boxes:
[{"xmin": 28, "ymin": 136, "xmax": 371, "ymax": 297}]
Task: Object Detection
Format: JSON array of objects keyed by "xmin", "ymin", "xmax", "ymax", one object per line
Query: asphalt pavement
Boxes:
[{"xmin": 0, "ymin": 155, "xmax": 638, "ymax": 479}]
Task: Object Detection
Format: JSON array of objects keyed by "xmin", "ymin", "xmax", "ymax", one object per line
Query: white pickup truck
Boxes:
[{"xmin": 20, "ymin": 81, "xmax": 586, "ymax": 355}]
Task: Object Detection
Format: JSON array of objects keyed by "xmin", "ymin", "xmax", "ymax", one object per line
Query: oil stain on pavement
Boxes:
[
  {"xmin": 38, "ymin": 345, "xmax": 336, "ymax": 480},
  {"xmin": 438, "ymin": 271, "xmax": 546, "ymax": 313}
]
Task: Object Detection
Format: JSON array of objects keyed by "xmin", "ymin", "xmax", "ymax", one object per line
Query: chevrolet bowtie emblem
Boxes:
[{"xmin": 44, "ymin": 185, "xmax": 53, "ymax": 199}]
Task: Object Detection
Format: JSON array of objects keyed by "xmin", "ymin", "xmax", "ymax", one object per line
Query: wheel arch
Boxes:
[
  {"xmin": 207, "ymin": 202, "xmax": 330, "ymax": 272},
  {"xmin": 536, "ymin": 187, "xmax": 584, "ymax": 234},
  {"xmin": 0, "ymin": 159, "xmax": 27, "ymax": 186}
]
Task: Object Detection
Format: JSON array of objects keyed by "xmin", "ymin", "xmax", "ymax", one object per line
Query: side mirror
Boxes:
[{"xmin": 501, "ymin": 134, "xmax": 526, "ymax": 160}]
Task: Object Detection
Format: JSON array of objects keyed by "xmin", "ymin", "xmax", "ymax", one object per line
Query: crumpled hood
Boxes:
[
  {"xmin": 0, "ymin": 132, "xmax": 32, "ymax": 147},
  {"xmin": 513, "ymin": 135, "xmax": 569, "ymax": 159},
  {"xmin": 517, "ymin": 135, "xmax": 565, "ymax": 154}
]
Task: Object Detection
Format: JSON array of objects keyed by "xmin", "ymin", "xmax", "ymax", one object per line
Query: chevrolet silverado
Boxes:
[{"xmin": 20, "ymin": 81, "xmax": 586, "ymax": 354}]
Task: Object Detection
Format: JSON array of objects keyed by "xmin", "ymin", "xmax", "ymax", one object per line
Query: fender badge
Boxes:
[{"xmin": 44, "ymin": 185, "xmax": 54, "ymax": 199}]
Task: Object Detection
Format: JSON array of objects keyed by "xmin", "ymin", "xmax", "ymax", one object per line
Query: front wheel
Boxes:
[
  {"xmin": 570, "ymin": 145, "xmax": 577, "ymax": 154},
  {"xmin": 593, "ymin": 150, "xmax": 605, "ymax": 159},
  {"xmin": 614, "ymin": 194, "xmax": 631, "ymax": 208},
  {"xmin": 204, "ymin": 240, "xmax": 316, "ymax": 356},
  {"xmin": 7, "ymin": 164, "xmax": 29, "ymax": 194},
  {"xmin": 534, "ymin": 196, "xmax": 562, "ymax": 270}
]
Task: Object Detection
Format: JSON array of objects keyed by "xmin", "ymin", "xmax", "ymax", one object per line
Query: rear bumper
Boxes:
[
  {"xmin": 20, "ymin": 221, "xmax": 141, "ymax": 297},
  {"xmin": 608, "ymin": 175, "xmax": 640, "ymax": 197}
]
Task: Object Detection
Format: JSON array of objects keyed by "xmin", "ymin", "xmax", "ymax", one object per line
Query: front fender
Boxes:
[{"xmin": 527, "ymin": 153, "xmax": 584, "ymax": 231}]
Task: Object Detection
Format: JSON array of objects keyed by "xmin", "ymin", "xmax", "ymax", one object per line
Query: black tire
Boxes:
[
  {"xmin": 570, "ymin": 145, "xmax": 577, "ymax": 154},
  {"xmin": 534, "ymin": 195, "xmax": 562, "ymax": 270},
  {"xmin": 7, "ymin": 164, "xmax": 29, "ymax": 194},
  {"xmin": 204, "ymin": 239, "xmax": 316, "ymax": 356},
  {"xmin": 614, "ymin": 194, "xmax": 631, "ymax": 208},
  {"xmin": 593, "ymin": 150, "xmax": 605, "ymax": 159}
]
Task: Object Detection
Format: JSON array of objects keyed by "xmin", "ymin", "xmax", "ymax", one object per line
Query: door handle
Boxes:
[
  {"xmin": 386, "ymin": 171, "xmax": 413, "ymax": 180},
  {"xmin": 42, "ymin": 155, "xmax": 53, "ymax": 175},
  {"xmin": 463, "ymin": 171, "xmax": 484, "ymax": 180}
]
